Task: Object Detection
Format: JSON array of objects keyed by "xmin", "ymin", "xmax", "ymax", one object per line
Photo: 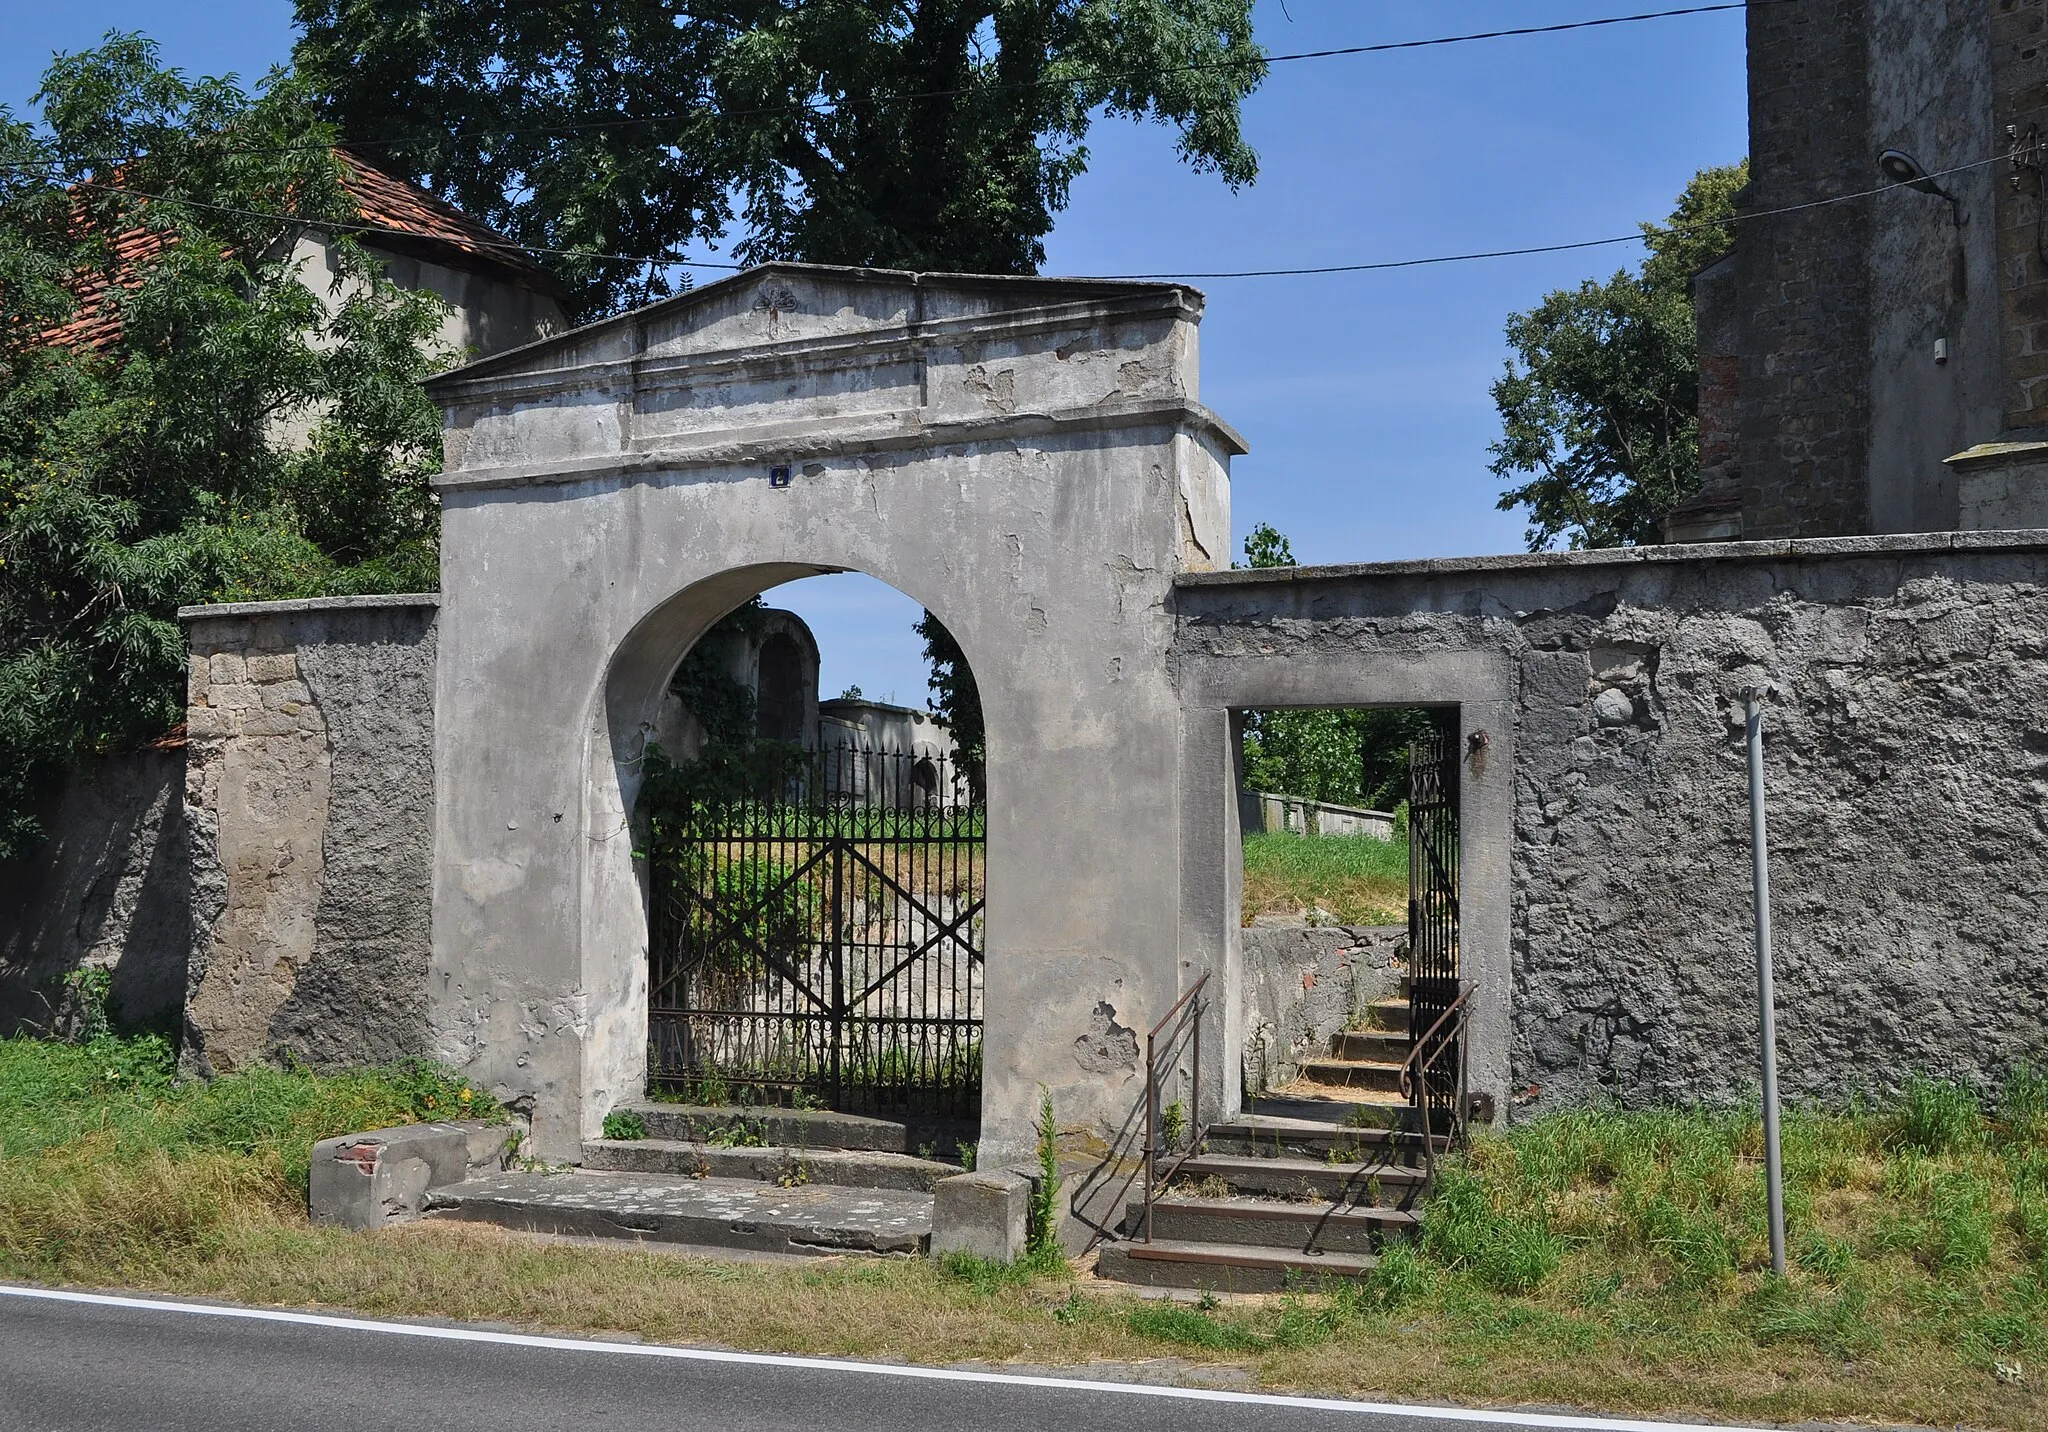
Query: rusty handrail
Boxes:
[
  {"xmin": 1142, "ymin": 972, "xmax": 1210, "ymax": 1243},
  {"xmin": 1399, "ymin": 980, "xmax": 1475, "ymax": 1197}
]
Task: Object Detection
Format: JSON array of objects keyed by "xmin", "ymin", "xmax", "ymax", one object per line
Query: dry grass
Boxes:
[
  {"xmin": 1240, "ymin": 832, "xmax": 1406, "ymax": 927},
  {"xmin": 7, "ymin": 1216, "xmax": 2040, "ymax": 1430},
  {"xmin": 5, "ymin": 1036, "xmax": 2048, "ymax": 1428}
]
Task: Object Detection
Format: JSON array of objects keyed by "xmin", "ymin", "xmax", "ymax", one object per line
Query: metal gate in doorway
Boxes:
[
  {"xmin": 1406, "ymin": 719, "xmax": 1462, "ymax": 1114},
  {"xmin": 646, "ymin": 749, "xmax": 984, "ymax": 1116}
]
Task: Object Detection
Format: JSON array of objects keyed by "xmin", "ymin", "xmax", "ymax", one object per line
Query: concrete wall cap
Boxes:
[
  {"xmin": 1944, "ymin": 441, "xmax": 2048, "ymax": 472},
  {"xmin": 179, "ymin": 593, "xmax": 441, "ymax": 622},
  {"xmin": 1174, "ymin": 530, "xmax": 2048, "ymax": 590}
]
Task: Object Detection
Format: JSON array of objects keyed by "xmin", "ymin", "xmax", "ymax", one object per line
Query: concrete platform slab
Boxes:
[{"xmin": 427, "ymin": 1170, "xmax": 933, "ymax": 1256}]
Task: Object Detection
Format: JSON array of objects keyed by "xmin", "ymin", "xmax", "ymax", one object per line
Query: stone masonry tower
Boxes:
[{"xmin": 1668, "ymin": 0, "xmax": 2048, "ymax": 541}]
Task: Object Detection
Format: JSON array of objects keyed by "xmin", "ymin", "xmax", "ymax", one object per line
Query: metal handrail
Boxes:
[
  {"xmin": 1398, "ymin": 980, "xmax": 1475, "ymax": 1196},
  {"xmin": 1141, "ymin": 972, "xmax": 1210, "ymax": 1243}
]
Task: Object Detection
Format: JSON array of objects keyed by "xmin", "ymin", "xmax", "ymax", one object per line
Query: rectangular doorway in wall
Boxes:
[{"xmin": 1235, "ymin": 706, "xmax": 1459, "ymax": 1119}]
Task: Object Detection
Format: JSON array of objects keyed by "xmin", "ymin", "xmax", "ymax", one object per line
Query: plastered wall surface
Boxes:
[
  {"xmin": 1177, "ymin": 534, "xmax": 2048, "ymax": 1113},
  {"xmin": 425, "ymin": 264, "xmax": 1239, "ymax": 1163},
  {"xmin": 181, "ymin": 596, "xmax": 438, "ymax": 1075}
]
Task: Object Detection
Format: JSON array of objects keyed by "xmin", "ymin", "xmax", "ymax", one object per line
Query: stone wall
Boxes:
[
  {"xmin": 0, "ymin": 748, "xmax": 189, "ymax": 1037},
  {"xmin": 1992, "ymin": 0, "xmax": 2048, "ymax": 428},
  {"xmin": 1240, "ymin": 924, "xmax": 1404, "ymax": 1094},
  {"xmin": 181, "ymin": 595, "xmax": 439, "ymax": 1074},
  {"xmin": 1177, "ymin": 534, "xmax": 2048, "ymax": 1115},
  {"xmin": 1734, "ymin": 0, "xmax": 1873, "ymax": 539}
]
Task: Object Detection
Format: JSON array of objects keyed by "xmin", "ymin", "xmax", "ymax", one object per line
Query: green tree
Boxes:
[
  {"xmin": 0, "ymin": 37, "xmax": 450, "ymax": 858},
  {"xmin": 1491, "ymin": 161, "xmax": 1747, "ymax": 550},
  {"xmin": 1239, "ymin": 519, "xmax": 1293, "ymax": 569},
  {"xmin": 292, "ymin": 0, "xmax": 1266, "ymax": 320},
  {"xmin": 916, "ymin": 611, "xmax": 983, "ymax": 801}
]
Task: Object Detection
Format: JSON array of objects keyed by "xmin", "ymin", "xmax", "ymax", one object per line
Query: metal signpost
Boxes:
[{"xmin": 1743, "ymin": 685, "xmax": 1788, "ymax": 1277}]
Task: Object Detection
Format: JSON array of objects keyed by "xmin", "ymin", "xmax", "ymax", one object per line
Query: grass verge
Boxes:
[
  {"xmin": 3, "ymin": 1037, "xmax": 2046, "ymax": 1429},
  {"xmin": 1241, "ymin": 831, "xmax": 1406, "ymax": 926}
]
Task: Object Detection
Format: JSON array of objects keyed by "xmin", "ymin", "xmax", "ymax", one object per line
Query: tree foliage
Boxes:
[
  {"xmin": 916, "ymin": 610, "xmax": 983, "ymax": 801},
  {"xmin": 292, "ymin": 0, "xmax": 1265, "ymax": 320},
  {"xmin": 0, "ymin": 37, "xmax": 451, "ymax": 858},
  {"xmin": 1491, "ymin": 162, "xmax": 1747, "ymax": 550}
]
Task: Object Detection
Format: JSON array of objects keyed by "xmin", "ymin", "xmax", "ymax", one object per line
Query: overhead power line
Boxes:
[
  {"xmin": 44, "ymin": 149, "xmax": 2003, "ymax": 289},
  {"xmin": 0, "ymin": 1, "xmax": 1779, "ymax": 165}
]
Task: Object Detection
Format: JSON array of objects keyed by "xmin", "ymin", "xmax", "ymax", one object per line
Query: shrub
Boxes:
[
  {"xmin": 1028, "ymin": 1085, "xmax": 1063, "ymax": 1259},
  {"xmin": 602, "ymin": 1110, "xmax": 648, "ymax": 1141}
]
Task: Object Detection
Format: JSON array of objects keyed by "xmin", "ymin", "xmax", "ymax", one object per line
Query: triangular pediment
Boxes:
[{"xmin": 427, "ymin": 262, "xmax": 1196, "ymax": 393}]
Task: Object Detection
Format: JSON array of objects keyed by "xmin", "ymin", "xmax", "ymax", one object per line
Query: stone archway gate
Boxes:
[{"xmin": 422, "ymin": 264, "xmax": 1243, "ymax": 1162}]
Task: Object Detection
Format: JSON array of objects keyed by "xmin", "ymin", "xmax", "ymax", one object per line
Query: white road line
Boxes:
[{"xmin": 0, "ymin": 1283, "xmax": 1774, "ymax": 1432}]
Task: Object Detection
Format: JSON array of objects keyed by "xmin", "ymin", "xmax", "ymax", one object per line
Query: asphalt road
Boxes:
[{"xmin": 0, "ymin": 1285, "xmax": 1771, "ymax": 1432}]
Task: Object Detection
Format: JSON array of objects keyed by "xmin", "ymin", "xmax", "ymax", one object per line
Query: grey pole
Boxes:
[{"xmin": 1744, "ymin": 686, "xmax": 1788, "ymax": 1277}]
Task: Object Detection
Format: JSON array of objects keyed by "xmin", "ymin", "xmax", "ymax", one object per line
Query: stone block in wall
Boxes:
[
  {"xmin": 310, "ymin": 1120, "xmax": 519, "ymax": 1230},
  {"xmin": 1946, "ymin": 440, "xmax": 2048, "ymax": 528},
  {"xmin": 180, "ymin": 594, "xmax": 439, "ymax": 1076},
  {"xmin": 928, "ymin": 1169, "xmax": 1030, "ymax": 1262}
]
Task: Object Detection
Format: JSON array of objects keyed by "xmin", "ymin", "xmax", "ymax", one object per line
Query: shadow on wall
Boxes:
[{"xmin": 0, "ymin": 748, "xmax": 190, "ymax": 1038}]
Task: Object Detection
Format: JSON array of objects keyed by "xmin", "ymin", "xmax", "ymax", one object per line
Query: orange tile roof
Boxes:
[
  {"xmin": 38, "ymin": 150, "xmax": 558, "ymax": 354},
  {"xmin": 334, "ymin": 148, "xmax": 561, "ymax": 295}
]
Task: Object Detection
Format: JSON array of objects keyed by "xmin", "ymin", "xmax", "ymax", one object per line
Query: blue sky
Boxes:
[{"xmin": 2, "ymin": 1, "xmax": 1747, "ymax": 706}]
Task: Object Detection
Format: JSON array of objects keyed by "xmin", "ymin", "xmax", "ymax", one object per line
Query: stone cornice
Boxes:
[{"xmin": 432, "ymin": 396, "xmax": 1248, "ymax": 494}]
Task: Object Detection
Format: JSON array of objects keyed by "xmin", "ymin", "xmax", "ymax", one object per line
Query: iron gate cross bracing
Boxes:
[{"xmin": 646, "ymin": 749, "xmax": 984, "ymax": 1117}]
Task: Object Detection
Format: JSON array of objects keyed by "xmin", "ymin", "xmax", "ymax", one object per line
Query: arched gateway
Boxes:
[{"xmin": 425, "ymin": 265, "xmax": 1243, "ymax": 1162}]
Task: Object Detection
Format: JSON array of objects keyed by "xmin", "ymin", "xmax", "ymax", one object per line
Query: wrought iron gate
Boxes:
[
  {"xmin": 1406, "ymin": 718, "xmax": 1461, "ymax": 1113},
  {"xmin": 646, "ymin": 750, "xmax": 984, "ymax": 1116}
]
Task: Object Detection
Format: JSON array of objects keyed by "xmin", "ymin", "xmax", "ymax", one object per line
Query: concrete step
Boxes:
[
  {"xmin": 1204, "ymin": 1116, "xmax": 1444, "ymax": 1164},
  {"xmin": 1331, "ymin": 1029, "xmax": 1409, "ymax": 1063},
  {"xmin": 1096, "ymin": 1238, "xmax": 1378, "ymax": 1292},
  {"xmin": 1127, "ymin": 1195, "xmax": 1418, "ymax": 1254},
  {"xmin": 621, "ymin": 1104, "xmax": 975, "ymax": 1156},
  {"xmin": 1169, "ymin": 1153, "xmax": 1427, "ymax": 1206},
  {"xmin": 427, "ymin": 1169, "xmax": 932, "ymax": 1256},
  {"xmin": 583, "ymin": 1137, "xmax": 954, "ymax": 1192},
  {"xmin": 1243, "ymin": 1094, "xmax": 1423, "ymax": 1130},
  {"xmin": 1298, "ymin": 1057, "xmax": 1405, "ymax": 1093},
  {"xmin": 1362, "ymin": 998, "xmax": 1411, "ymax": 1031}
]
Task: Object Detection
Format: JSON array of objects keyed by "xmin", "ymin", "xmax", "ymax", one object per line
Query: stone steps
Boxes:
[
  {"xmin": 1331, "ymin": 1029, "xmax": 1409, "ymax": 1063},
  {"xmin": 620, "ymin": 1103, "xmax": 974, "ymax": 1157},
  {"xmin": 1204, "ymin": 1115, "xmax": 1444, "ymax": 1165},
  {"xmin": 1362, "ymin": 997, "xmax": 1411, "ymax": 1030},
  {"xmin": 583, "ymin": 1136, "xmax": 954, "ymax": 1192},
  {"xmin": 1297, "ymin": 1056, "xmax": 1405, "ymax": 1093},
  {"xmin": 426, "ymin": 1168, "xmax": 932, "ymax": 1256},
  {"xmin": 1096, "ymin": 1238, "xmax": 1378, "ymax": 1293},
  {"xmin": 1168, "ymin": 1152, "xmax": 1427, "ymax": 1206},
  {"xmin": 1129, "ymin": 1195, "xmax": 1418, "ymax": 1254}
]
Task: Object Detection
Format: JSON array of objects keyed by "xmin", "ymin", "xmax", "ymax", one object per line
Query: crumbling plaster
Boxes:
[
  {"xmin": 181, "ymin": 596, "xmax": 438, "ymax": 1075},
  {"xmin": 1177, "ymin": 533, "xmax": 2048, "ymax": 1112},
  {"xmin": 425, "ymin": 264, "xmax": 1240, "ymax": 1163}
]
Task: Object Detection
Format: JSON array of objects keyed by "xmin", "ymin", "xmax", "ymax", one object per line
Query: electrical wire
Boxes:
[
  {"xmin": 0, "ymin": 1, "xmax": 1783, "ymax": 166},
  {"xmin": 42, "ymin": 149, "xmax": 2008, "ymax": 287}
]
